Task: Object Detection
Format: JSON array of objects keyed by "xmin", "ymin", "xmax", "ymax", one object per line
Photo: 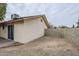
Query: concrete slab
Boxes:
[{"xmin": 0, "ymin": 38, "xmax": 22, "ymax": 48}]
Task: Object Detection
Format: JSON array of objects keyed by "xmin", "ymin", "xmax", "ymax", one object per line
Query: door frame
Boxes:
[{"xmin": 8, "ymin": 25, "xmax": 14, "ymax": 40}]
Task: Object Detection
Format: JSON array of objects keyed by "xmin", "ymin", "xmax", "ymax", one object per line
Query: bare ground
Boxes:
[{"xmin": 0, "ymin": 36, "xmax": 79, "ymax": 56}]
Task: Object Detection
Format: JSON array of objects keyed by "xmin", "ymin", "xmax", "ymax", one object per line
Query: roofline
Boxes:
[
  {"xmin": 41, "ymin": 15, "xmax": 50, "ymax": 28},
  {"xmin": 0, "ymin": 15, "xmax": 49, "ymax": 28},
  {"xmin": 19, "ymin": 15, "xmax": 50, "ymax": 28}
]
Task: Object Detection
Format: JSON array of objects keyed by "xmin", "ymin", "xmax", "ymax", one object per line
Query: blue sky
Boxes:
[{"xmin": 5, "ymin": 3, "xmax": 79, "ymax": 27}]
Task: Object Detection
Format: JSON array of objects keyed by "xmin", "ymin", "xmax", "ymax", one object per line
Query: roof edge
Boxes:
[{"xmin": 41, "ymin": 15, "xmax": 50, "ymax": 28}]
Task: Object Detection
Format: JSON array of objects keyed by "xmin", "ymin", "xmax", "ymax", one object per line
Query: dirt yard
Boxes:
[{"xmin": 0, "ymin": 36, "xmax": 79, "ymax": 56}]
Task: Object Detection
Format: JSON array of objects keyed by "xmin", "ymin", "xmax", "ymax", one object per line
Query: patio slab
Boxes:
[{"xmin": 0, "ymin": 38, "xmax": 22, "ymax": 48}]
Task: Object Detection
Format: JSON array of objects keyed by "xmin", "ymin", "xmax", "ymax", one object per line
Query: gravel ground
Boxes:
[{"xmin": 0, "ymin": 36, "xmax": 78, "ymax": 56}]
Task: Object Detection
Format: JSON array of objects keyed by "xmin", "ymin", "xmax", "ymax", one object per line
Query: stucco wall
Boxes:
[
  {"xmin": 0, "ymin": 26, "xmax": 8, "ymax": 39},
  {"xmin": 14, "ymin": 18, "xmax": 47, "ymax": 43},
  {"xmin": 14, "ymin": 22, "xmax": 25, "ymax": 43},
  {"xmin": 22, "ymin": 18, "xmax": 47, "ymax": 43},
  {"xmin": 41, "ymin": 18, "xmax": 48, "ymax": 29},
  {"xmin": 0, "ymin": 17, "xmax": 48, "ymax": 43}
]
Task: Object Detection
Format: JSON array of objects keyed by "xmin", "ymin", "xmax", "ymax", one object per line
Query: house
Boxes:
[{"xmin": 0, "ymin": 15, "xmax": 49, "ymax": 43}]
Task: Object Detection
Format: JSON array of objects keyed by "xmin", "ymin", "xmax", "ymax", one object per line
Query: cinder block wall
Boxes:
[{"xmin": 45, "ymin": 28, "xmax": 79, "ymax": 47}]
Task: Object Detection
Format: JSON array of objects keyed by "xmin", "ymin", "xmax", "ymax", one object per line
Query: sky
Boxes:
[{"xmin": 5, "ymin": 3, "xmax": 79, "ymax": 27}]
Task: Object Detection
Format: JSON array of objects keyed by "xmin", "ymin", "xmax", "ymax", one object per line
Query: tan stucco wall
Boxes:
[
  {"xmin": 14, "ymin": 18, "xmax": 47, "ymax": 43},
  {"xmin": 41, "ymin": 18, "xmax": 48, "ymax": 29},
  {"xmin": 0, "ymin": 17, "xmax": 48, "ymax": 43},
  {"xmin": 23, "ymin": 18, "xmax": 47, "ymax": 43},
  {"xmin": 14, "ymin": 22, "xmax": 25, "ymax": 43},
  {"xmin": 0, "ymin": 26, "xmax": 8, "ymax": 39}
]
